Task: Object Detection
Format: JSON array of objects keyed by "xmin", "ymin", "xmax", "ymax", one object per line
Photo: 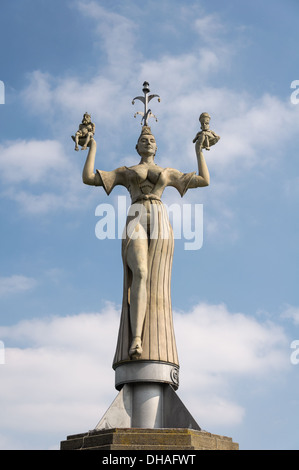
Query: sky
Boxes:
[{"xmin": 0, "ymin": 0, "xmax": 299, "ymax": 451}]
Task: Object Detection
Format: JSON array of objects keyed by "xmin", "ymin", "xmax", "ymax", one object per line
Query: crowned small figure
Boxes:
[
  {"xmin": 72, "ymin": 112, "xmax": 95, "ymax": 151},
  {"xmin": 193, "ymin": 112, "xmax": 220, "ymax": 150}
]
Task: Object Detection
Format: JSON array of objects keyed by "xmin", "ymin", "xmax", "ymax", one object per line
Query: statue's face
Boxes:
[
  {"xmin": 200, "ymin": 117, "xmax": 210, "ymax": 130},
  {"xmin": 137, "ymin": 134, "xmax": 157, "ymax": 157}
]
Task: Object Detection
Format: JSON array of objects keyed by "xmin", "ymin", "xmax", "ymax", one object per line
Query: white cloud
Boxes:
[
  {"xmin": 175, "ymin": 303, "xmax": 287, "ymax": 376},
  {"xmin": 22, "ymin": 71, "xmax": 127, "ymax": 130},
  {"xmin": 194, "ymin": 14, "xmax": 226, "ymax": 42},
  {"xmin": 174, "ymin": 303, "xmax": 288, "ymax": 429},
  {"xmin": 4, "ymin": 190, "xmax": 68, "ymax": 214},
  {"xmin": 281, "ymin": 305, "xmax": 299, "ymax": 325},
  {"xmin": 0, "ymin": 306, "xmax": 119, "ymax": 446},
  {"xmin": 0, "ymin": 275, "xmax": 37, "ymax": 297},
  {"xmin": 21, "ymin": 71, "xmax": 54, "ymax": 116},
  {"xmin": 76, "ymin": 0, "xmax": 138, "ymax": 74},
  {"xmin": 0, "ymin": 139, "xmax": 69, "ymax": 184},
  {"xmin": 3, "ymin": 184, "xmax": 92, "ymax": 215},
  {"xmin": 0, "ymin": 138, "xmax": 97, "ymax": 214},
  {"xmin": 0, "ymin": 302, "xmax": 289, "ymax": 448}
]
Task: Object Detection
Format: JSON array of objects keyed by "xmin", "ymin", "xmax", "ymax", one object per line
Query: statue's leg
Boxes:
[
  {"xmin": 126, "ymin": 226, "xmax": 148, "ymax": 358},
  {"xmin": 205, "ymin": 135, "xmax": 210, "ymax": 150},
  {"xmin": 82, "ymin": 133, "xmax": 92, "ymax": 150},
  {"xmin": 75, "ymin": 133, "xmax": 80, "ymax": 151}
]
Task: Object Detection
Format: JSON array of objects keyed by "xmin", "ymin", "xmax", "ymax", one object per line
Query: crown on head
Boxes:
[
  {"xmin": 139, "ymin": 125, "xmax": 152, "ymax": 136},
  {"xmin": 199, "ymin": 112, "xmax": 211, "ymax": 122}
]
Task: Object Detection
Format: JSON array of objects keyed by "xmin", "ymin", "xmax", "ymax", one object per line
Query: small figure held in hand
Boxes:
[
  {"xmin": 72, "ymin": 112, "xmax": 95, "ymax": 151},
  {"xmin": 193, "ymin": 112, "xmax": 220, "ymax": 150}
]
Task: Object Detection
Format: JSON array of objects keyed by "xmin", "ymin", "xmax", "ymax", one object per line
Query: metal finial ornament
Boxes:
[{"xmin": 132, "ymin": 81, "xmax": 160, "ymax": 126}]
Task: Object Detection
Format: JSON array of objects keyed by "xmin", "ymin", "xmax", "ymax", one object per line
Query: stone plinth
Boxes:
[{"xmin": 60, "ymin": 428, "xmax": 239, "ymax": 451}]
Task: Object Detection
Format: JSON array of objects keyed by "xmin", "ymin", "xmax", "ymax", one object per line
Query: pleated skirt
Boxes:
[{"xmin": 112, "ymin": 200, "xmax": 179, "ymax": 368}]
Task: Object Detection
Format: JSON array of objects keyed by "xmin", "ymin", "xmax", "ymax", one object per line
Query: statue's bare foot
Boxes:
[
  {"xmin": 81, "ymin": 146, "xmax": 87, "ymax": 150},
  {"xmin": 129, "ymin": 337, "xmax": 142, "ymax": 359},
  {"xmin": 75, "ymin": 146, "xmax": 79, "ymax": 151}
]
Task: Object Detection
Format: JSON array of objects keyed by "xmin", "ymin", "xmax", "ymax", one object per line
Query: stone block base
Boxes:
[{"xmin": 60, "ymin": 428, "xmax": 239, "ymax": 450}]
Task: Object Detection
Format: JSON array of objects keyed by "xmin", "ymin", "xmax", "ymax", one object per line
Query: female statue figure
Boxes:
[{"xmin": 82, "ymin": 123, "xmax": 212, "ymax": 371}]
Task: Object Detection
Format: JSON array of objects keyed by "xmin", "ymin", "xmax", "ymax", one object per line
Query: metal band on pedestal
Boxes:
[{"xmin": 114, "ymin": 361, "xmax": 179, "ymax": 391}]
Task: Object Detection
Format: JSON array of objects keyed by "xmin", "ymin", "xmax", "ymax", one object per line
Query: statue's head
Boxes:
[
  {"xmin": 199, "ymin": 112, "xmax": 210, "ymax": 130},
  {"xmin": 82, "ymin": 112, "xmax": 91, "ymax": 124},
  {"xmin": 136, "ymin": 126, "xmax": 157, "ymax": 158}
]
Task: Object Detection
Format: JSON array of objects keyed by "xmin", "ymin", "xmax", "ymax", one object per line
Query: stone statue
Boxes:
[
  {"xmin": 81, "ymin": 83, "xmax": 219, "ymax": 374},
  {"xmin": 72, "ymin": 112, "xmax": 95, "ymax": 151},
  {"xmin": 61, "ymin": 83, "xmax": 237, "ymax": 443},
  {"xmin": 192, "ymin": 112, "xmax": 220, "ymax": 150}
]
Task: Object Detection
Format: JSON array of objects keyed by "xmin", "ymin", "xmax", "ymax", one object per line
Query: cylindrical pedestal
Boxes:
[
  {"xmin": 132, "ymin": 383, "xmax": 163, "ymax": 428},
  {"xmin": 93, "ymin": 360, "xmax": 200, "ymax": 431},
  {"xmin": 111, "ymin": 361, "xmax": 180, "ymax": 429}
]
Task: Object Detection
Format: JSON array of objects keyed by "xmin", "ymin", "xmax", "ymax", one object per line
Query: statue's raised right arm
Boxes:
[
  {"xmin": 189, "ymin": 112, "xmax": 220, "ymax": 188},
  {"xmin": 188, "ymin": 139, "xmax": 210, "ymax": 188}
]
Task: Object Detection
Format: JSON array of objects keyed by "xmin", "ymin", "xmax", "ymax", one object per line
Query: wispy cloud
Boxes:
[
  {"xmin": 0, "ymin": 138, "xmax": 97, "ymax": 214},
  {"xmin": 76, "ymin": 0, "xmax": 139, "ymax": 75},
  {"xmin": 0, "ymin": 139, "xmax": 69, "ymax": 184},
  {"xmin": 0, "ymin": 275, "xmax": 37, "ymax": 297},
  {"xmin": 281, "ymin": 305, "xmax": 299, "ymax": 325},
  {"xmin": 194, "ymin": 13, "xmax": 226, "ymax": 42}
]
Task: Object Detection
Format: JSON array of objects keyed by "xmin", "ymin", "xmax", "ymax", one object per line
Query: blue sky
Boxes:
[{"xmin": 0, "ymin": 0, "xmax": 299, "ymax": 450}]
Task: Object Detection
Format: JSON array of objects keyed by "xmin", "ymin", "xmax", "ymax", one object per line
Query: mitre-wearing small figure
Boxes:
[
  {"xmin": 72, "ymin": 112, "xmax": 95, "ymax": 151},
  {"xmin": 192, "ymin": 112, "xmax": 220, "ymax": 150}
]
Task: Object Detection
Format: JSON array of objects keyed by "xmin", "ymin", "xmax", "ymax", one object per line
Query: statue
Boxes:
[
  {"xmin": 72, "ymin": 112, "xmax": 95, "ymax": 151},
  {"xmin": 81, "ymin": 83, "xmax": 219, "ymax": 372},
  {"xmin": 192, "ymin": 112, "xmax": 220, "ymax": 150},
  {"xmin": 61, "ymin": 83, "xmax": 237, "ymax": 446}
]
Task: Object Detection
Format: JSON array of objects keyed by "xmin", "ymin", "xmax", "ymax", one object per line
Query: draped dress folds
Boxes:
[{"xmin": 96, "ymin": 165, "xmax": 196, "ymax": 369}]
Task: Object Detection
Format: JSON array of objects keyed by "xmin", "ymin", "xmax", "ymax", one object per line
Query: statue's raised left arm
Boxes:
[{"xmin": 82, "ymin": 139, "xmax": 102, "ymax": 186}]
